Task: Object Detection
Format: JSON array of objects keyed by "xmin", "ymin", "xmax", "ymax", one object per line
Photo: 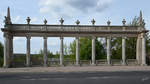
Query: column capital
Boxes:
[
  {"xmin": 26, "ymin": 35, "xmax": 31, "ymax": 39},
  {"xmin": 4, "ymin": 32, "xmax": 9, "ymax": 37},
  {"xmin": 60, "ymin": 36, "xmax": 64, "ymax": 39},
  {"xmin": 92, "ymin": 36, "xmax": 96, "ymax": 39},
  {"xmin": 107, "ymin": 36, "xmax": 111, "ymax": 39},
  {"xmin": 141, "ymin": 33, "xmax": 146, "ymax": 38},
  {"xmin": 137, "ymin": 34, "xmax": 141, "ymax": 39},
  {"xmin": 122, "ymin": 36, "xmax": 126, "ymax": 39},
  {"xmin": 4, "ymin": 33, "xmax": 13, "ymax": 39},
  {"xmin": 10, "ymin": 36, "xmax": 13, "ymax": 39},
  {"xmin": 43, "ymin": 36, "xmax": 47, "ymax": 39},
  {"xmin": 76, "ymin": 36, "xmax": 80, "ymax": 39}
]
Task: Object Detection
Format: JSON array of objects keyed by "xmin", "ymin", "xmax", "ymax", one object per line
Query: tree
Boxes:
[
  {"xmin": 111, "ymin": 38, "xmax": 122, "ymax": 59},
  {"xmin": 55, "ymin": 51, "xmax": 60, "ymax": 59},
  {"xmin": 111, "ymin": 16, "xmax": 150, "ymax": 61},
  {"xmin": 31, "ymin": 49, "xmax": 54, "ymax": 63},
  {"xmin": 64, "ymin": 44, "xmax": 70, "ymax": 60},
  {"xmin": 111, "ymin": 17, "xmax": 139, "ymax": 59},
  {"xmin": 69, "ymin": 37, "xmax": 106, "ymax": 60}
]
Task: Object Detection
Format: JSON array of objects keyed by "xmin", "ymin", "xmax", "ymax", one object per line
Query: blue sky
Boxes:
[{"xmin": 0, "ymin": 0, "xmax": 150, "ymax": 54}]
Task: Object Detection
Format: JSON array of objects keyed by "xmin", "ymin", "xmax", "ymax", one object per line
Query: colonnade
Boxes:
[
  {"xmin": 2, "ymin": 8, "xmax": 147, "ymax": 68},
  {"xmin": 3, "ymin": 33, "xmax": 147, "ymax": 68}
]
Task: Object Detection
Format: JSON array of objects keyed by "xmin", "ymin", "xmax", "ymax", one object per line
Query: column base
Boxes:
[
  {"xmin": 26, "ymin": 64, "xmax": 30, "ymax": 67},
  {"xmin": 121, "ymin": 62, "xmax": 127, "ymax": 66},
  {"xmin": 59, "ymin": 64, "xmax": 65, "ymax": 67},
  {"xmin": 75, "ymin": 64, "xmax": 80, "ymax": 66},
  {"xmin": 3, "ymin": 65, "xmax": 9, "ymax": 68},
  {"xmin": 91, "ymin": 63, "xmax": 96, "ymax": 66},
  {"xmin": 43, "ymin": 64, "xmax": 48, "ymax": 67},
  {"xmin": 106, "ymin": 63, "xmax": 112, "ymax": 66},
  {"xmin": 141, "ymin": 64, "xmax": 147, "ymax": 66}
]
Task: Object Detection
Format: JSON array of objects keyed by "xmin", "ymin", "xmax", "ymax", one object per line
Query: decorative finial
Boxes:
[
  {"xmin": 122, "ymin": 19, "xmax": 126, "ymax": 26},
  {"xmin": 107, "ymin": 20, "xmax": 111, "ymax": 26},
  {"xmin": 91, "ymin": 19, "xmax": 96, "ymax": 25},
  {"xmin": 59, "ymin": 18, "xmax": 64, "ymax": 25},
  {"xmin": 4, "ymin": 7, "xmax": 11, "ymax": 24},
  {"xmin": 44, "ymin": 19, "xmax": 47, "ymax": 25},
  {"xmin": 7, "ymin": 7, "xmax": 10, "ymax": 19},
  {"xmin": 26, "ymin": 17, "xmax": 31, "ymax": 24},
  {"xmin": 139, "ymin": 10, "xmax": 143, "ymax": 26},
  {"xmin": 76, "ymin": 20, "xmax": 80, "ymax": 25}
]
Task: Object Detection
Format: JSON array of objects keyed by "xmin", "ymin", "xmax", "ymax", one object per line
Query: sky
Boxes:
[{"xmin": 0, "ymin": 0, "xmax": 150, "ymax": 54}]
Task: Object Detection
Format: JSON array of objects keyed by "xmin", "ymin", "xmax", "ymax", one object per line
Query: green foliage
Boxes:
[
  {"xmin": 69, "ymin": 37, "xmax": 106, "ymax": 60},
  {"xmin": 126, "ymin": 37, "xmax": 137, "ymax": 59},
  {"xmin": 68, "ymin": 16, "xmax": 150, "ymax": 62},
  {"xmin": 13, "ymin": 54, "xmax": 26, "ymax": 62},
  {"xmin": 111, "ymin": 38, "xmax": 122, "ymax": 59},
  {"xmin": 96, "ymin": 39, "xmax": 106, "ymax": 59},
  {"xmin": 79, "ymin": 37, "xmax": 92, "ymax": 60},
  {"xmin": 35, "ymin": 49, "xmax": 54, "ymax": 59},
  {"xmin": 111, "ymin": 16, "xmax": 150, "ymax": 61},
  {"xmin": 55, "ymin": 51, "xmax": 60, "ymax": 59},
  {"xmin": 111, "ymin": 17, "xmax": 138, "ymax": 59},
  {"xmin": 64, "ymin": 44, "xmax": 70, "ymax": 60}
]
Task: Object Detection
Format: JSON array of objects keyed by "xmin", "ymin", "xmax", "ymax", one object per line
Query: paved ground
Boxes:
[
  {"xmin": 0, "ymin": 71, "xmax": 150, "ymax": 84},
  {"xmin": 1, "ymin": 66, "xmax": 150, "ymax": 73}
]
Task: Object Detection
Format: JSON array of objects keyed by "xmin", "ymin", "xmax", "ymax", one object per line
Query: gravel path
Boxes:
[{"xmin": 0, "ymin": 66, "xmax": 150, "ymax": 73}]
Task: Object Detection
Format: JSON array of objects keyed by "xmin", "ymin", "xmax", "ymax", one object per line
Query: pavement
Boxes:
[
  {"xmin": 0, "ymin": 66, "xmax": 150, "ymax": 84},
  {"xmin": 0, "ymin": 66, "xmax": 150, "ymax": 73}
]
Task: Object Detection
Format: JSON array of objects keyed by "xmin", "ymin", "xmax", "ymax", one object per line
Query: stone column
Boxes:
[
  {"xmin": 122, "ymin": 37, "xmax": 126, "ymax": 65},
  {"xmin": 3, "ymin": 34, "xmax": 10, "ymax": 68},
  {"xmin": 26, "ymin": 36, "xmax": 31, "ymax": 67},
  {"xmin": 9, "ymin": 36, "xmax": 13, "ymax": 67},
  {"xmin": 141, "ymin": 33, "xmax": 147, "ymax": 66},
  {"xmin": 92, "ymin": 36, "xmax": 96, "ymax": 65},
  {"xmin": 136, "ymin": 35, "xmax": 142, "ymax": 64},
  {"xmin": 76, "ymin": 37, "xmax": 80, "ymax": 66},
  {"xmin": 107, "ymin": 37, "xmax": 111, "ymax": 65},
  {"xmin": 43, "ymin": 37, "xmax": 47, "ymax": 67},
  {"xmin": 60, "ymin": 37, "xmax": 64, "ymax": 66}
]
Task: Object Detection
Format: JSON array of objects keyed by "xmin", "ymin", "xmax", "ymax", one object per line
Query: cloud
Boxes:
[
  {"xmin": 67, "ymin": 0, "xmax": 112, "ymax": 12},
  {"xmin": 39, "ymin": 0, "xmax": 112, "ymax": 18}
]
